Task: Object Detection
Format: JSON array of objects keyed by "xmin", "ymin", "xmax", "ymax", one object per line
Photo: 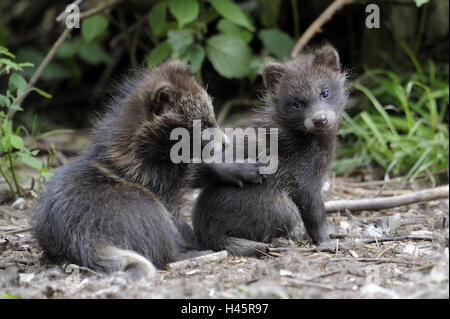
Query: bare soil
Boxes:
[{"xmin": 0, "ymin": 179, "xmax": 448, "ymax": 299}]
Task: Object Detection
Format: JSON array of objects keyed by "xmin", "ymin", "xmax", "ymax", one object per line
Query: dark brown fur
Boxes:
[
  {"xmin": 192, "ymin": 46, "xmax": 349, "ymax": 256},
  {"xmin": 32, "ymin": 60, "xmax": 261, "ymax": 278}
]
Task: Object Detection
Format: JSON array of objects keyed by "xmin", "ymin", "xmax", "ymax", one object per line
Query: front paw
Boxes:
[{"xmin": 220, "ymin": 163, "xmax": 264, "ymax": 188}]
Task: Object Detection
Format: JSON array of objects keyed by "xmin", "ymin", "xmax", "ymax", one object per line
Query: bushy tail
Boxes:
[{"xmin": 95, "ymin": 245, "xmax": 157, "ymax": 280}]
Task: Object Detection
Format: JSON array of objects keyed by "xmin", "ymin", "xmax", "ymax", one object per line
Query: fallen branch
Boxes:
[
  {"xmin": 286, "ymin": 279, "xmax": 338, "ymax": 291},
  {"xmin": 330, "ymin": 257, "xmax": 422, "ymax": 266},
  {"xmin": 291, "ymin": 0, "xmax": 353, "ymax": 57},
  {"xmin": 325, "ymin": 185, "xmax": 448, "ymax": 213},
  {"xmin": 363, "ymin": 235, "xmax": 433, "ymax": 244},
  {"xmin": 167, "ymin": 250, "xmax": 228, "ymax": 271},
  {"xmin": 1, "ymin": 227, "xmax": 33, "ymax": 235}
]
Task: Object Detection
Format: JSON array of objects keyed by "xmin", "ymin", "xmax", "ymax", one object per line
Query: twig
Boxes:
[
  {"xmin": 1, "ymin": 227, "xmax": 32, "ymax": 235},
  {"xmin": 330, "ymin": 257, "xmax": 422, "ymax": 266},
  {"xmin": 307, "ymin": 270, "xmax": 341, "ymax": 281},
  {"xmin": 335, "ymin": 185, "xmax": 411, "ymax": 197},
  {"xmin": 0, "ymin": 208, "xmax": 19, "ymax": 218},
  {"xmin": 56, "ymin": 0, "xmax": 83, "ymax": 22},
  {"xmin": 286, "ymin": 279, "xmax": 339, "ymax": 291},
  {"xmin": 376, "ymin": 247, "xmax": 393, "ymax": 258},
  {"xmin": 363, "ymin": 235, "xmax": 432, "ymax": 244},
  {"xmin": 254, "ymin": 248, "xmax": 277, "ymax": 258},
  {"xmin": 167, "ymin": 251, "xmax": 228, "ymax": 271},
  {"xmin": 291, "ymin": 0, "xmax": 353, "ymax": 57},
  {"xmin": 78, "ymin": 0, "xmax": 125, "ymax": 20},
  {"xmin": 325, "ymin": 185, "xmax": 449, "ymax": 213},
  {"xmin": 411, "ymin": 262, "xmax": 438, "ymax": 272}
]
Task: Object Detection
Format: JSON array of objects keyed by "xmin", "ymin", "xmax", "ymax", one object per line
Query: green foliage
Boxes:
[
  {"xmin": 0, "ymin": 292, "xmax": 22, "ymax": 299},
  {"xmin": 334, "ymin": 50, "xmax": 449, "ymax": 183},
  {"xmin": 0, "ymin": 47, "xmax": 64, "ymax": 200},
  {"xmin": 415, "ymin": 0, "xmax": 429, "ymax": 7},
  {"xmin": 207, "ymin": 0, "xmax": 255, "ymax": 31},
  {"xmin": 81, "ymin": 15, "xmax": 109, "ymax": 42},
  {"xmin": 168, "ymin": 0, "xmax": 199, "ymax": 28},
  {"xmin": 206, "ymin": 34, "xmax": 252, "ymax": 79},
  {"xmin": 146, "ymin": 0, "xmax": 293, "ymax": 79},
  {"xmin": 258, "ymin": 29, "xmax": 294, "ymax": 59}
]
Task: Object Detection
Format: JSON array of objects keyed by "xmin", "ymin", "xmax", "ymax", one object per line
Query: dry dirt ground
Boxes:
[{"xmin": 0, "ymin": 179, "xmax": 448, "ymax": 299}]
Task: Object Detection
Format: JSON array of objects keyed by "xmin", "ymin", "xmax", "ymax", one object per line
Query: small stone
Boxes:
[{"xmin": 11, "ymin": 197, "xmax": 26, "ymax": 210}]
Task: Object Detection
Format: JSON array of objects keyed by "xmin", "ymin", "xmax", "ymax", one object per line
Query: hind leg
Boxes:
[
  {"xmin": 224, "ymin": 237, "xmax": 270, "ymax": 257},
  {"xmin": 33, "ymin": 166, "xmax": 187, "ymax": 277}
]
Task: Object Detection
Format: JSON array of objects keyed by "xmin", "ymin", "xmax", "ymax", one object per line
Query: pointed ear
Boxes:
[
  {"xmin": 150, "ymin": 81, "xmax": 175, "ymax": 114},
  {"xmin": 262, "ymin": 62, "xmax": 285, "ymax": 90},
  {"xmin": 313, "ymin": 46, "xmax": 340, "ymax": 70},
  {"xmin": 153, "ymin": 81, "xmax": 175, "ymax": 103}
]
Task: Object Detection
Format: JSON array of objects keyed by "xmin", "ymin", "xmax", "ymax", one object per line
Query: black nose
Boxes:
[{"xmin": 313, "ymin": 115, "xmax": 328, "ymax": 127}]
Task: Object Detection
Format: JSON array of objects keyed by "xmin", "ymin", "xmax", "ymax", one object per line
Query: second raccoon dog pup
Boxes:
[
  {"xmin": 32, "ymin": 60, "xmax": 261, "ymax": 279},
  {"xmin": 193, "ymin": 46, "xmax": 348, "ymax": 255}
]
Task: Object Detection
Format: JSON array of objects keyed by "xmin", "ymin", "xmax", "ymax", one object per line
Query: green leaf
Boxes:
[
  {"xmin": 258, "ymin": 29, "xmax": 294, "ymax": 58},
  {"xmin": 0, "ymin": 136, "xmax": 11, "ymax": 150},
  {"xmin": 249, "ymin": 56, "xmax": 267, "ymax": 81},
  {"xmin": 149, "ymin": 1, "xmax": 168, "ymax": 36},
  {"xmin": 207, "ymin": 0, "xmax": 255, "ymax": 31},
  {"xmin": 78, "ymin": 42, "xmax": 112, "ymax": 65},
  {"xmin": 0, "ymin": 47, "xmax": 15, "ymax": 58},
  {"xmin": 81, "ymin": 15, "xmax": 109, "ymax": 42},
  {"xmin": 56, "ymin": 38, "xmax": 82, "ymax": 59},
  {"xmin": 415, "ymin": 0, "xmax": 429, "ymax": 7},
  {"xmin": 148, "ymin": 42, "xmax": 172, "ymax": 67},
  {"xmin": 39, "ymin": 167, "xmax": 54, "ymax": 181},
  {"xmin": 179, "ymin": 44, "xmax": 205, "ymax": 72},
  {"xmin": 32, "ymin": 88, "xmax": 52, "ymax": 99},
  {"xmin": 258, "ymin": 0, "xmax": 281, "ymax": 27},
  {"xmin": 18, "ymin": 153, "xmax": 42, "ymax": 170},
  {"xmin": 206, "ymin": 34, "xmax": 251, "ymax": 78},
  {"xmin": 16, "ymin": 48, "xmax": 71, "ymax": 81},
  {"xmin": 8, "ymin": 73, "xmax": 28, "ymax": 96},
  {"xmin": 9, "ymin": 104, "xmax": 23, "ymax": 112},
  {"xmin": 0, "ymin": 94, "xmax": 10, "ymax": 107},
  {"xmin": 9, "ymin": 135, "xmax": 24, "ymax": 150},
  {"xmin": 167, "ymin": 30, "xmax": 194, "ymax": 52},
  {"xmin": 168, "ymin": 0, "xmax": 199, "ymax": 28},
  {"xmin": 217, "ymin": 19, "xmax": 253, "ymax": 44}
]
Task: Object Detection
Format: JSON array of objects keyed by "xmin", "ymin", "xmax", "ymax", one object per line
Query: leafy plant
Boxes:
[
  {"xmin": 0, "ymin": 292, "xmax": 22, "ymax": 299},
  {"xmin": 147, "ymin": 0, "xmax": 295, "ymax": 80},
  {"xmin": 0, "ymin": 47, "xmax": 66, "ymax": 200},
  {"xmin": 333, "ymin": 49, "xmax": 449, "ymax": 183}
]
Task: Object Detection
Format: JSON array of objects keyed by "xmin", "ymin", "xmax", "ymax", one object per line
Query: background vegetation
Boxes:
[{"xmin": 0, "ymin": 0, "xmax": 448, "ymax": 200}]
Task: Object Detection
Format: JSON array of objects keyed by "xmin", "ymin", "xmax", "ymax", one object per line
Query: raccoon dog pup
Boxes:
[
  {"xmin": 193, "ymin": 46, "xmax": 348, "ymax": 256},
  {"xmin": 32, "ymin": 60, "xmax": 261, "ymax": 278}
]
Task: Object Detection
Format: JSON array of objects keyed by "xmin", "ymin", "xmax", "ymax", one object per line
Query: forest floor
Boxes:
[
  {"xmin": 0, "ymin": 133, "xmax": 449, "ymax": 299},
  {"xmin": 1, "ymin": 182, "xmax": 448, "ymax": 299}
]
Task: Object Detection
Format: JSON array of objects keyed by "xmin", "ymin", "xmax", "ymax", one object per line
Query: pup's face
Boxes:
[
  {"xmin": 134, "ymin": 59, "xmax": 227, "ymax": 149},
  {"xmin": 263, "ymin": 46, "xmax": 348, "ymax": 134}
]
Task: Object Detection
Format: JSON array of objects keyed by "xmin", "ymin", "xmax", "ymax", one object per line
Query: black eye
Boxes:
[
  {"xmin": 320, "ymin": 90, "xmax": 330, "ymax": 99},
  {"xmin": 292, "ymin": 101, "xmax": 306, "ymax": 109}
]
